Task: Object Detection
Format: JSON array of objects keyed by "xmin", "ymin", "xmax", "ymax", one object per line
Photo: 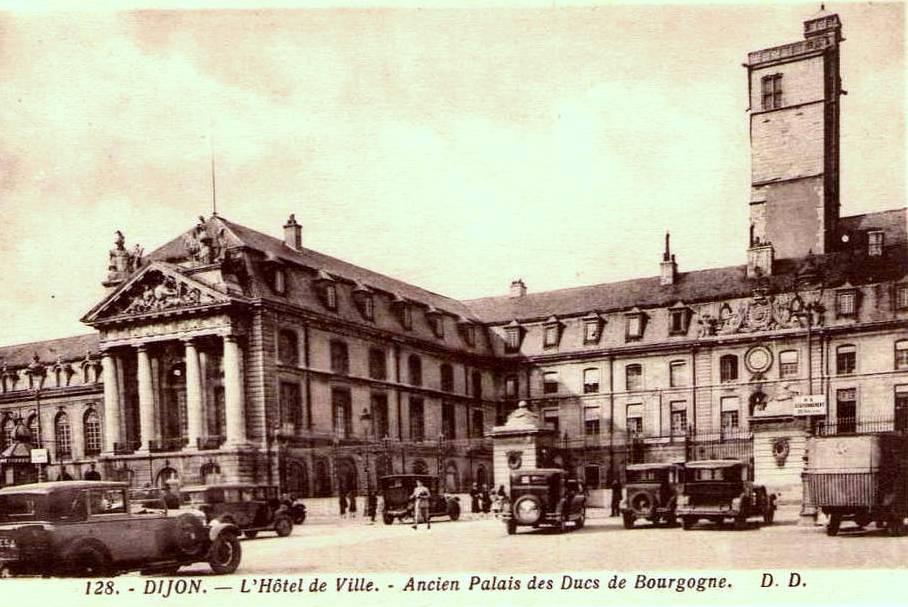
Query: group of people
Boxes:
[
  {"xmin": 55, "ymin": 463, "xmax": 102, "ymax": 482},
  {"xmin": 469, "ymin": 483, "xmax": 508, "ymax": 518},
  {"xmin": 338, "ymin": 489, "xmax": 381, "ymax": 523}
]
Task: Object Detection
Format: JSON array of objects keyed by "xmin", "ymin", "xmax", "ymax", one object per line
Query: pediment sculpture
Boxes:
[{"xmin": 107, "ymin": 270, "xmax": 218, "ymax": 317}]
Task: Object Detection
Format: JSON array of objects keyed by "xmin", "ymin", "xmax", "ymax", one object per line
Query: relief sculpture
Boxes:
[{"xmin": 112, "ymin": 270, "xmax": 216, "ymax": 316}]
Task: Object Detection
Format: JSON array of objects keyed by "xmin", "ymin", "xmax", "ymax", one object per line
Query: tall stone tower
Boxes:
[{"xmin": 745, "ymin": 7, "xmax": 844, "ymax": 272}]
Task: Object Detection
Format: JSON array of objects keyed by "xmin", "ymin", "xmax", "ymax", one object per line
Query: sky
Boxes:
[{"xmin": 0, "ymin": 1, "xmax": 903, "ymax": 346}]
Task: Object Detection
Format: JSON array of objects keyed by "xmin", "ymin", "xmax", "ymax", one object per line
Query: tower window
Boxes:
[{"xmin": 761, "ymin": 74, "xmax": 783, "ymax": 110}]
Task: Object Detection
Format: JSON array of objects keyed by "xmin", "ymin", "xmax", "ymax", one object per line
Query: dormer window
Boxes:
[
  {"xmin": 836, "ymin": 285, "xmax": 859, "ymax": 318},
  {"xmin": 542, "ymin": 316, "xmax": 561, "ymax": 349},
  {"xmin": 362, "ymin": 295, "xmax": 374, "ymax": 320},
  {"xmin": 390, "ymin": 294, "xmax": 412, "ymax": 330},
  {"xmin": 273, "ymin": 267, "xmax": 286, "ymax": 294},
  {"xmin": 582, "ymin": 312, "xmax": 603, "ymax": 344},
  {"xmin": 504, "ymin": 320, "xmax": 524, "ymax": 353},
  {"xmin": 426, "ymin": 308, "xmax": 444, "ymax": 338},
  {"xmin": 668, "ymin": 302, "xmax": 691, "ymax": 336},
  {"xmin": 458, "ymin": 318, "xmax": 477, "ymax": 347},
  {"xmin": 625, "ymin": 308, "xmax": 647, "ymax": 341},
  {"xmin": 352, "ymin": 281, "xmax": 374, "ymax": 321},
  {"xmin": 868, "ymin": 230, "xmax": 884, "ymax": 256},
  {"xmin": 314, "ymin": 270, "xmax": 338, "ymax": 311}
]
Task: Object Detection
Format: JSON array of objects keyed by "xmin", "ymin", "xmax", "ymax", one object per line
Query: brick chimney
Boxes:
[
  {"xmin": 283, "ymin": 214, "xmax": 302, "ymax": 250},
  {"xmin": 660, "ymin": 232, "xmax": 677, "ymax": 286},
  {"xmin": 509, "ymin": 279, "xmax": 526, "ymax": 298}
]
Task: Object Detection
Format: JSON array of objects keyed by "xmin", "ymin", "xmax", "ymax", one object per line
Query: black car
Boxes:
[
  {"xmin": 379, "ymin": 475, "xmax": 460, "ymax": 524},
  {"xmin": 620, "ymin": 462, "xmax": 684, "ymax": 528},
  {"xmin": 504, "ymin": 469, "xmax": 586, "ymax": 535}
]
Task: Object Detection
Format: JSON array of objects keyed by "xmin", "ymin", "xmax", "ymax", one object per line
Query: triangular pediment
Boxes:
[{"xmin": 82, "ymin": 262, "xmax": 234, "ymax": 325}]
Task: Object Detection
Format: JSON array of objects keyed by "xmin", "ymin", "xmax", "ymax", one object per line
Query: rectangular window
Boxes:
[
  {"xmin": 471, "ymin": 409, "xmax": 484, "ymax": 439},
  {"xmin": 442, "ymin": 403, "xmax": 456, "ymax": 440},
  {"xmin": 505, "ymin": 327, "xmax": 520, "ymax": 352},
  {"xmin": 761, "ymin": 73, "xmax": 783, "ymax": 110},
  {"xmin": 837, "ymin": 291, "xmax": 856, "ymax": 317},
  {"xmin": 625, "ymin": 364, "xmax": 642, "ymax": 391},
  {"xmin": 626, "ymin": 412, "xmax": 643, "ymax": 437},
  {"xmin": 669, "ymin": 309, "xmax": 687, "ymax": 335},
  {"xmin": 330, "ymin": 341, "xmax": 349, "ymax": 375},
  {"xmin": 896, "ymin": 341, "xmax": 908, "ymax": 370},
  {"xmin": 584, "ymin": 407, "xmax": 600, "ymax": 436},
  {"xmin": 837, "ymin": 389, "xmax": 857, "ymax": 434},
  {"xmin": 868, "ymin": 230, "xmax": 884, "ymax": 256},
  {"xmin": 895, "ymin": 386, "xmax": 908, "ymax": 433},
  {"xmin": 543, "ymin": 324, "xmax": 559, "ymax": 348},
  {"xmin": 779, "ymin": 350, "xmax": 799, "ymax": 379},
  {"xmin": 279, "ymin": 381, "xmax": 302, "ymax": 429},
  {"xmin": 626, "ymin": 315, "xmax": 643, "ymax": 340},
  {"xmin": 670, "ymin": 403, "xmax": 687, "ymax": 436},
  {"xmin": 543, "ymin": 371, "xmax": 558, "ymax": 394},
  {"xmin": 669, "ymin": 361, "xmax": 687, "ymax": 388},
  {"xmin": 504, "ymin": 375, "xmax": 519, "ymax": 398},
  {"xmin": 897, "ymin": 285, "xmax": 908, "ymax": 310},
  {"xmin": 368, "ymin": 348, "xmax": 387, "ymax": 380},
  {"xmin": 584, "ymin": 465, "xmax": 601, "ymax": 489},
  {"xmin": 720, "ymin": 355, "xmax": 738, "ymax": 382},
  {"xmin": 836, "ymin": 345, "xmax": 856, "ymax": 375},
  {"xmin": 584, "ymin": 321, "xmax": 600, "ymax": 344},
  {"xmin": 331, "ymin": 388, "xmax": 351, "ymax": 439},
  {"xmin": 583, "ymin": 368, "xmax": 600, "ymax": 394},
  {"xmin": 721, "ymin": 396, "xmax": 740, "ymax": 432},
  {"xmin": 370, "ymin": 393, "xmax": 389, "ymax": 439},
  {"xmin": 362, "ymin": 295, "xmax": 374, "ymax": 320},
  {"xmin": 324, "ymin": 284, "xmax": 338, "ymax": 310},
  {"xmin": 543, "ymin": 409, "xmax": 559, "ymax": 434},
  {"xmin": 430, "ymin": 315, "xmax": 444, "ymax": 338},
  {"xmin": 409, "ymin": 398, "xmax": 425, "ymax": 441}
]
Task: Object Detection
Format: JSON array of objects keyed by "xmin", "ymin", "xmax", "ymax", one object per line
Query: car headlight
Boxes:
[
  {"xmin": 677, "ymin": 495, "xmax": 689, "ymax": 507},
  {"xmin": 731, "ymin": 497, "xmax": 742, "ymax": 511}
]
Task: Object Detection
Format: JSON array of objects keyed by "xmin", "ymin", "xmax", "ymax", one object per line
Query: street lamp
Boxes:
[{"xmin": 360, "ymin": 408, "xmax": 373, "ymax": 493}]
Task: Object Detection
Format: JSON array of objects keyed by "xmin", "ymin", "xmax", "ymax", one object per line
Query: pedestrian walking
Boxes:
[
  {"xmin": 480, "ymin": 484, "xmax": 492, "ymax": 518},
  {"xmin": 411, "ymin": 479, "xmax": 431, "ymax": 530},
  {"xmin": 348, "ymin": 491, "xmax": 357, "ymax": 517},
  {"xmin": 610, "ymin": 476, "xmax": 623, "ymax": 517},
  {"xmin": 469, "ymin": 483, "xmax": 480, "ymax": 517},
  {"xmin": 493, "ymin": 485, "xmax": 508, "ymax": 518},
  {"xmin": 367, "ymin": 490, "xmax": 378, "ymax": 524},
  {"xmin": 338, "ymin": 490, "xmax": 348, "ymax": 519}
]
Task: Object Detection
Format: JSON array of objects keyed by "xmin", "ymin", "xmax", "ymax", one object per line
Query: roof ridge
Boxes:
[{"xmin": 0, "ymin": 332, "xmax": 97, "ymax": 352}]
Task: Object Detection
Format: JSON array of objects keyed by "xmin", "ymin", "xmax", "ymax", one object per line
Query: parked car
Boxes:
[
  {"xmin": 620, "ymin": 462, "xmax": 684, "ymax": 528},
  {"xmin": 181, "ymin": 483, "xmax": 293, "ymax": 539},
  {"xmin": 379, "ymin": 475, "xmax": 460, "ymax": 524},
  {"xmin": 0, "ymin": 481, "xmax": 241, "ymax": 577},
  {"xmin": 805, "ymin": 433, "xmax": 908, "ymax": 536},
  {"xmin": 504, "ymin": 469, "xmax": 586, "ymax": 535},
  {"xmin": 675, "ymin": 460, "xmax": 775, "ymax": 530},
  {"xmin": 288, "ymin": 497, "xmax": 307, "ymax": 525}
]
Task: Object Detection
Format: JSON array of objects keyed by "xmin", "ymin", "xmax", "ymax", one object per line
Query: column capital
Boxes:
[
  {"xmin": 134, "ymin": 342, "xmax": 149, "ymax": 352},
  {"xmin": 181, "ymin": 336, "xmax": 200, "ymax": 346}
]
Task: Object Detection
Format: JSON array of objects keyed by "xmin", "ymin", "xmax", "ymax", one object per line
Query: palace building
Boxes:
[{"xmin": 0, "ymin": 8, "xmax": 904, "ymax": 502}]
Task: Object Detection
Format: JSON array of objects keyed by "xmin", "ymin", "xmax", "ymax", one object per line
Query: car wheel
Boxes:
[
  {"xmin": 448, "ymin": 501, "xmax": 461, "ymax": 521},
  {"xmin": 243, "ymin": 530, "xmax": 259, "ymax": 539},
  {"xmin": 887, "ymin": 514, "xmax": 905, "ymax": 537},
  {"xmin": 208, "ymin": 532, "xmax": 242, "ymax": 575},
  {"xmin": 294, "ymin": 512, "xmax": 307, "ymax": 525},
  {"xmin": 665, "ymin": 514, "xmax": 678, "ymax": 527},
  {"xmin": 622, "ymin": 512, "xmax": 635, "ymax": 529},
  {"xmin": 734, "ymin": 514, "xmax": 747, "ymax": 531},
  {"xmin": 682, "ymin": 517, "xmax": 695, "ymax": 530},
  {"xmin": 274, "ymin": 516, "xmax": 293, "ymax": 537},
  {"xmin": 854, "ymin": 512, "xmax": 871, "ymax": 529},
  {"xmin": 763, "ymin": 507, "xmax": 775, "ymax": 525},
  {"xmin": 382, "ymin": 512, "xmax": 394, "ymax": 525},
  {"xmin": 506, "ymin": 520, "xmax": 517, "ymax": 535},
  {"xmin": 826, "ymin": 514, "xmax": 841, "ymax": 536},
  {"xmin": 170, "ymin": 513, "xmax": 207, "ymax": 558},
  {"xmin": 64, "ymin": 544, "xmax": 112, "ymax": 578}
]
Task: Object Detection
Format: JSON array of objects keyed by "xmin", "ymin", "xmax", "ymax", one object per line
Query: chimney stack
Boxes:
[
  {"xmin": 283, "ymin": 214, "xmax": 302, "ymax": 250},
  {"xmin": 660, "ymin": 232, "xmax": 677, "ymax": 285},
  {"xmin": 509, "ymin": 279, "xmax": 527, "ymax": 298}
]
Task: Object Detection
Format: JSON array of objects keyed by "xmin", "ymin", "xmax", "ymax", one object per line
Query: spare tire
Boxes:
[
  {"xmin": 170, "ymin": 513, "xmax": 207, "ymax": 558},
  {"xmin": 512, "ymin": 495, "xmax": 543, "ymax": 525},
  {"xmin": 629, "ymin": 491, "xmax": 653, "ymax": 515}
]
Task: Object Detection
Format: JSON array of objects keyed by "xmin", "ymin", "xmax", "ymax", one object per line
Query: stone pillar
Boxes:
[
  {"xmin": 183, "ymin": 338, "xmax": 204, "ymax": 450},
  {"xmin": 136, "ymin": 344, "xmax": 156, "ymax": 451},
  {"xmin": 490, "ymin": 401, "xmax": 556, "ymax": 493},
  {"xmin": 101, "ymin": 351, "xmax": 121, "ymax": 454},
  {"xmin": 222, "ymin": 334, "xmax": 246, "ymax": 446}
]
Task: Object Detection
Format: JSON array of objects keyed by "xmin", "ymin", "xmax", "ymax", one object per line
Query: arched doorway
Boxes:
[
  {"xmin": 155, "ymin": 466, "xmax": 179, "ymax": 488},
  {"xmin": 200, "ymin": 461, "xmax": 221, "ymax": 484},
  {"xmin": 444, "ymin": 461, "xmax": 459, "ymax": 493},
  {"xmin": 335, "ymin": 458, "xmax": 358, "ymax": 494},
  {"xmin": 475, "ymin": 464, "xmax": 487, "ymax": 488},
  {"xmin": 314, "ymin": 459, "xmax": 331, "ymax": 497},
  {"xmin": 285, "ymin": 460, "xmax": 309, "ymax": 497}
]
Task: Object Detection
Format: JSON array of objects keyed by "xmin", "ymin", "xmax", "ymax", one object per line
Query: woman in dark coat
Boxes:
[
  {"xmin": 338, "ymin": 491, "xmax": 348, "ymax": 519},
  {"xmin": 480, "ymin": 484, "xmax": 492, "ymax": 517},
  {"xmin": 348, "ymin": 491, "xmax": 357, "ymax": 516},
  {"xmin": 470, "ymin": 483, "xmax": 480, "ymax": 515}
]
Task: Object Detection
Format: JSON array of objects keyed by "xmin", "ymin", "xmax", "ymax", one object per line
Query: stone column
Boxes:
[
  {"xmin": 183, "ymin": 338, "xmax": 204, "ymax": 450},
  {"xmin": 222, "ymin": 334, "xmax": 247, "ymax": 446},
  {"xmin": 136, "ymin": 344, "xmax": 156, "ymax": 451},
  {"xmin": 101, "ymin": 351, "xmax": 121, "ymax": 454}
]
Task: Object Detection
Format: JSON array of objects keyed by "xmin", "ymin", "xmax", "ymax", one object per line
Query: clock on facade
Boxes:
[{"xmin": 744, "ymin": 345, "xmax": 773, "ymax": 374}]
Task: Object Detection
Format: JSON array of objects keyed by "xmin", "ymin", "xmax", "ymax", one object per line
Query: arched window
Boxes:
[
  {"xmin": 472, "ymin": 371, "xmax": 482, "ymax": 399},
  {"xmin": 27, "ymin": 414, "xmax": 41, "ymax": 448},
  {"xmin": 54, "ymin": 412, "xmax": 72, "ymax": 460},
  {"xmin": 475, "ymin": 465, "xmax": 487, "ymax": 488},
  {"xmin": 285, "ymin": 460, "xmax": 309, "ymax": 497},
  {"xmin": 440, "ymin": 364, "xmax": 454, "ymax": 392},
  {"xmin": 719, "ymin": 355, "xmax": 738, "ymax": 382},
  {"xmin": 330, "ymin": 340, "xmax": 349, "ymax": 375},
  {"xmin": 408, "ymin": 355, "xmax": 422, "ymax": 386},
  {"xmin": 84, "ymin": 409, "xmax": 102, "ymax": 455},
  {"xmin": 0, "ymin": 416, "xmax": 14, "ymax": 450},
  {"xmin": 200, "ymin": 461, "xmax": 221, "ymax": 485},
  {"xmin": 278, "ymin": 329, "xmax": 299, "ymax": 366},
  {"xmin": 155, "ymin": 466, "xmax": 180, "ymax": 488}
]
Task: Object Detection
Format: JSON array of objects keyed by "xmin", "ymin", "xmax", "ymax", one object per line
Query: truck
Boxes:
[{"xmin": 805, "ymin": 433, "xmax": 908, "ymax": 536}]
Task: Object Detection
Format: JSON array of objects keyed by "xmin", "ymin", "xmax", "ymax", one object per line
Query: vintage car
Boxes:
[
  {"xmin": 805, "ymin": 433, "xmax": 908, "ymax": 536},
  {"xmin": 675, "ymin": 460, "xmax": 775, "ymax": 530},
  {"xmin": 504, "ymin": 469, "xmax": 586, "ymax": 535},
  {"xmin": 181, "ymin": 483, "xmax": 294, "ymax": 539},
  {"xmin": 0, "ymin": 481, "xmax": 241, "ymax": 577},
  {"xmin": 288, "ymin": 497, "xmax": 307, "ymax": 525},
  {"xmin": 620, "ymin": 462, "xmax": 684, "ymax": 528},
  {"xmin": 379, "ymin": 474, "xmax": 461, "ymax": 525}
]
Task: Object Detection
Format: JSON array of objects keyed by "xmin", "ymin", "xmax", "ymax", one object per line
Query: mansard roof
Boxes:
[
  {"xmin": 0, "ymin": 333, "xmax": 100, "ymax": 369},
  {"xmin": 147, "ymin": 214, "xmax": 481, "ymax": 321},
  {"xmin": 464, "ymin": 208, "xmax": 907, "ymax": 324}
]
